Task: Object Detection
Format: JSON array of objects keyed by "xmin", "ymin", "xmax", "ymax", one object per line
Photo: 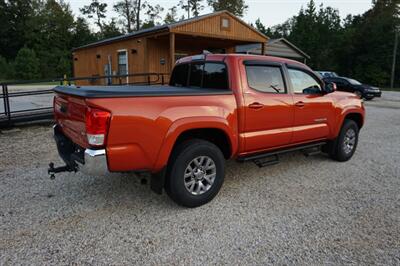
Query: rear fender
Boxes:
[{"xmin": 152, "ymin": 117, "xmax": 238, "ymax": 172}]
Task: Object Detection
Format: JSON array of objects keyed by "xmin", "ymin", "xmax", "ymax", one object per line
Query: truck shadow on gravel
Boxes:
[{"xmin": 46, "ymin": 151, "xmax": 334, "ymax": 211}]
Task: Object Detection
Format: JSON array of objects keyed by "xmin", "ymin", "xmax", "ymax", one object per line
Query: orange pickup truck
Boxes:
[{"xmin": 49, "ymin": 54, "xmax": 365, "ymax": 207}]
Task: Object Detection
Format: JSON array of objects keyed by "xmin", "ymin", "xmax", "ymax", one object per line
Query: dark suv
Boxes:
[{"xmin": 323, "ymin": 77, "xmax": 381, "ymax": 100}]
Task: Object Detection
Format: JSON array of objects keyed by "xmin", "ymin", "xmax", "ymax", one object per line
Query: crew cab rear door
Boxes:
[
  {"xmin": 241, "ymin": 61, "xmax": 294, "ymax": 153},
  {"xmin": 286, "ymin": 66, "xmax": 335, "ymax": 143}
]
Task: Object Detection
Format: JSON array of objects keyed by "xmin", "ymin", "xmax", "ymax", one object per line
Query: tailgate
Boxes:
[{"xmin": 54, "ymin": 93, "xmax": 88, "ymax": 148}]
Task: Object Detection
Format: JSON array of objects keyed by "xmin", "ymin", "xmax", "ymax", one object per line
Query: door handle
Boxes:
[
  {"xmin": 248, "ymin": 102, "xmax": 264, "ymax": 109},
  {"xmin": 295, "ymin": 101, "xmax": 305, "ymax": 107}
]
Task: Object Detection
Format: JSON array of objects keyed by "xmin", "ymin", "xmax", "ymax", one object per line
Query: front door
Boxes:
[
  {"xmin": 242, "ymin": 62, "xmax": 294, "ymax": 153},
  {"xmin": 287, "ymin": 67, "xmax": 335, "ymax": 144}
]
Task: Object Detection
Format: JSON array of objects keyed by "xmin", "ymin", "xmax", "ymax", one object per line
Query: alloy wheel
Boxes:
[{"xmin": 184, "ymin": 156, "xmax": 216, "ymax": 196}]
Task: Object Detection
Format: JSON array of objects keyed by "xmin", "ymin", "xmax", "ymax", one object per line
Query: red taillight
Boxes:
[{"xmin": 85, "ymin": 107, "xmax": 111, "ymax": 147}]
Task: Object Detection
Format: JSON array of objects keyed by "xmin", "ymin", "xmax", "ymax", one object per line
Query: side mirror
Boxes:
[
  {"xmin": 303, "ymin": 86, "xmax": 322, "ymax": 94},
  {"xmin": 324, "ymin": 82, "xmax": 337, "ymax": 93}
]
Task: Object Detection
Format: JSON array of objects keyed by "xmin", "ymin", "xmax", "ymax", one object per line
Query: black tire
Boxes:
[
  {"xmin": 165, "ymin": 139, "xmax": 225, "ymax": 208},
  {"xmin": 354, "ymin": 91, "xmax": 363, "ymax": 99},
  {"xmin": 329, "ymin": 119, "xmax": 359, "ymax": 162}
]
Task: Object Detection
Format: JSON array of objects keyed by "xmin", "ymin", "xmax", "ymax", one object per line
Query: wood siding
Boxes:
[
  {"xmin": 266, "ymin": 41, "xmax": 304, "ymax": 59},
  {"xmin": 72, "ymin": 11, "xmax": 268, "ymax": 85},
  {"xmin": 171, "ymin": 13, "xmax": 266, "ymax": 43},
  {"xmin": 73, "ymin": 38, "xmax": 147, "ymax": 85}
]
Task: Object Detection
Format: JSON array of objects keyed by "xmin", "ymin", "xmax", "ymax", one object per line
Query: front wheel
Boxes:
[
  {"xmin": 354, "ymin": 91, "xmax": 363, "ymax": 99},
  {"xmin": 329, "ymin": 119, "xmax": 359, "ymax": 162},
  {"xmin": 165, "ymin": 139, "xmax": 225, "ymax": 208}
]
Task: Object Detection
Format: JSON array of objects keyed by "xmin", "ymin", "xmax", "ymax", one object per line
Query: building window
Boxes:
[
  {"xmin": 117, "ymin": 50, "xmax": 128, "ymax": 76},
  {"xmin": 221, "ymin": 17, "xmax": 230, "ymax": 30}
]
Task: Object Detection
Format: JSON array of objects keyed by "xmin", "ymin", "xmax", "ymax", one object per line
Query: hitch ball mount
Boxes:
[{"xmin": 48, "ymin": 162, "xmax": 77, "ymax": 180}]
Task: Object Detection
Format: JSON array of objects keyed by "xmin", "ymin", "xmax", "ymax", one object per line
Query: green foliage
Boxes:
[
  {"xmin": 179, "ymin": 0, "xmax": 204, "ymax": 18},
  {"xmin": 261, "ymin": 0, "xmax": 400, "ymax": 87},
  {"xmin": 164, "ymin": 6, "xmax": 179, "ymax": 24},
  {"xmin": 0, "ymin": 0, "xmax": 36, "ymax": 60},
  {"xmin": 102, "ymin": 18, "xmax": 123, "ymax": 38},
  {"xmin": 113, "ymin": 0, "xmax": 147, "ymax": 32},
  {"xmin": 0, "ymin": 0, "xmax": 398, "ymax": 88},
  {"xmin": 0, "ymin": 56, "xmax": 9, "ymax": 80},
  {"xmin": 80, "ymin": 0, "xmax": 108, "ymax": 33},
  {"xmin": 72, "ymin": 17, "xmax": 98, "ymax": 48},
  {"xmin": 207, "ymin": 0, "xmax": 248, "ymax": 17},
  {"xmin": 14, "ymin": 47, "xmax": 40, "ymax": 80},
  {"xmin": 144, "ymin": 4, "xmax": 164, "ymax": 27}
]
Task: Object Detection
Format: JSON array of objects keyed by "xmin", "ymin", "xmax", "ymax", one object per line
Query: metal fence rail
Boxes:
[{"xmin": 0, "ymin": 73, "xmax": 169, "ymax": 128}]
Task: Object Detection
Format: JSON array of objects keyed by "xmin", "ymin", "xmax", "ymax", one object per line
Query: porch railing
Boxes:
[{"xmin": 0, "ymin": 72, "xmax": 169, "ymax": 128}]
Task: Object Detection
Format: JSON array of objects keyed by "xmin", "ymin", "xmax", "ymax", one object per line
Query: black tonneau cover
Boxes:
[{"xmin": 53, "ymin": 85, "xmax": 232, "ymax": 98}]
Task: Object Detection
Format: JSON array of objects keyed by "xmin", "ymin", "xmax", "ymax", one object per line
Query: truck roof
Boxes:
[{"xmin": 176, "ymin": 53, "xmax": 306, "ymax": 68}]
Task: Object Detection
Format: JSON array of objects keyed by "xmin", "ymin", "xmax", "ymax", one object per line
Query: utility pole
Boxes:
[{"xmin": 391, "ymin": 26, "xmax": 400, "ymax": 89}]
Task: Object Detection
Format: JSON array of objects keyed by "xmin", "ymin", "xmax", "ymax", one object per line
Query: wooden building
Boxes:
[
  {"xmin": 72, "ymin": 11, "xmax": 268, "ymax": 85},
  {"xmin": 236, "ymin": 37, "xmax": 310, "ymax": 63}
]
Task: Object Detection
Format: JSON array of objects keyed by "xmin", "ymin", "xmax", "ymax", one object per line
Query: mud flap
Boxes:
[{"xmin": 150, "ymin": 167, "xmax": 166, "ymax": 195}]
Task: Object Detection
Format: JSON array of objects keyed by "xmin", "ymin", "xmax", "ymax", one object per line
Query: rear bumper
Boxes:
[
  {"xmin": 53, "ymin": 125, "xmax": 109, "ymax": 176},
  {"xmin": 80, "ymin": 149, "xmax": 108, "ymax": 176}
]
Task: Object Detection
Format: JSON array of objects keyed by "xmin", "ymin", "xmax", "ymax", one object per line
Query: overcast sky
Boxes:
[{"xmin": 67, "ymin": 0, "xmax": 373, "ymax": 28}]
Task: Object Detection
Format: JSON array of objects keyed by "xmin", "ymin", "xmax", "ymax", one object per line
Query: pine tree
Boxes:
[
  {"xmin": 80, "ymin": 0, "xmax": 108, "ymax": 33},
  {"xmin": 207, "ymin": 0, "xmax": 248, "ymax": 17},
  {"xmin": 14, "ymin": 47, "xmax": 40, "ymax": 80},
  {"xmin": 164, "ymin": 6, "xmax": 178, "ymax": 24},
  {"xmin": 113, "ymin": 0, "xmax": 136, "ymax": 32}
]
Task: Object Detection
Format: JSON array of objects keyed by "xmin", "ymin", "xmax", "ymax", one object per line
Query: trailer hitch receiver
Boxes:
[{"xmin": 48, "ymin": 162, "xmax": 77, "ymax": 180}]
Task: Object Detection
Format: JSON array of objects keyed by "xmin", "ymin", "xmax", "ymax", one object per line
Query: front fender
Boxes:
[
  {"xmin": 152, "ymin": 116, "xmax": 238, "ymax": 172},
  {"xmin": 334, "ymin": 106, "xmax": 365, "ymax": 137}
]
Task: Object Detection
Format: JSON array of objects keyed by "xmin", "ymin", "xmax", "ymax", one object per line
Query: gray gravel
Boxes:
[{"xmin": 1, "ymin": 94, "xmax": 400, "ymax": 265}]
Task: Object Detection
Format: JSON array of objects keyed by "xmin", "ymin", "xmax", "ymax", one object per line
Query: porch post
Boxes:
[
  {"xmin": 170, "ymin": 33, "xmax": 175, "ymax": 70},
  {"xmin": 261, "ymin": 42, "xmax": 266, "ymax": 55}
]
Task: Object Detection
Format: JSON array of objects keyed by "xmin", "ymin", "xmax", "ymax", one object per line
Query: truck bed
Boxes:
[{"xmin": 54, "ymin": 85, "xmax": 232, "ymax": 98}]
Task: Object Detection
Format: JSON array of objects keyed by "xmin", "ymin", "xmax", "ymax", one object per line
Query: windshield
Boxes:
[{"xmin": 345, "ymin": 78, "xmax": 362, "ymax": 85}]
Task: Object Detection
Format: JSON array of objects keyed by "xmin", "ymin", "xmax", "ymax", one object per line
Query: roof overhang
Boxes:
[{"xmin": 73, "ymin": 11, "xmax": 268, "ymax": 52}]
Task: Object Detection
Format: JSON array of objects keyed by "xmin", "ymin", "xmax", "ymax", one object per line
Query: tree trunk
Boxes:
[
  {"xmin": 136, "ymin": 0, "xmax": 141, "ymax": 31},
  {"xmin": 126, "ymin": 0, "xmax": 131, "ymax": 32}
]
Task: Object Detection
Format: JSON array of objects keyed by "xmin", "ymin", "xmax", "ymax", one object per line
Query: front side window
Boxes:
[
  {"xmin": 246, "ymin": 65, "xmax": 286, "ymax": 93},
  {"xmin": 117, "ymin": 50, "xmax": 128, "ymax": 75},
  {"xmin": 288, "ymin": 68, "xmax": 321, "ymax": 94}
]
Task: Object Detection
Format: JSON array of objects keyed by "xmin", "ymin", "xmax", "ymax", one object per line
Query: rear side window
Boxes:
[
  {"xmin": 203, "ymin": 63, "xmax": 228, "ymax": 89},
  {"xmin": 170, "ymin": 62, "xmax": 229, "ymax": 90},
  {"xmin": 246, "ymin": 65, "xmax": 286, "ymax": 93},
  {"xmin": 169, "ymin": 64, "xmax": 189, "ymax": 87},
  {"xmin": 189, "ymin": 63, "xmax": 203, "ymax": 87}
]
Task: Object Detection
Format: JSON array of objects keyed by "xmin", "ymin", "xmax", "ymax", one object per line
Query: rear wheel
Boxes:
[
  {"xmin": 165, "ymin": 139, "xmax": 225, "ymax": 208},
  {"xmin": 328, "ymin": 119, "xmax": 359, "ymax": 162}
]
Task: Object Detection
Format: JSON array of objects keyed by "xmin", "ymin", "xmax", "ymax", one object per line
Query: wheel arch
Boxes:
[
  {"xmin": 152, "ymin": 117, "xmax": 238, "ymax": 173},
  {"xmin": 334, "ymin": 110, "xmax": 364, "ymax": 137},
  {"xmin": 344, "ymin": 112, "xmax": 363, "ymax": 129}
]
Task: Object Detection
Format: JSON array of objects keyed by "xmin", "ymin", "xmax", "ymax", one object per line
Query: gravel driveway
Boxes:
[{"xmin": 0, "ymin": 94, "xmax": 399, "ymax": 265}]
